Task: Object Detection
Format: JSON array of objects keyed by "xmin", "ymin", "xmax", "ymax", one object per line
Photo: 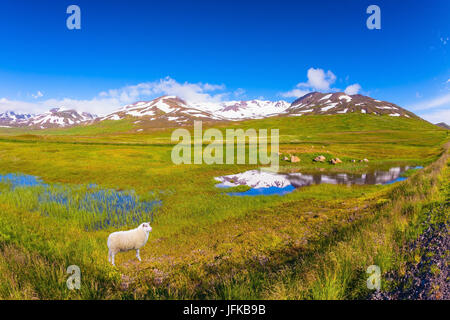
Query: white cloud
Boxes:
[
  {"xmin": 344, "ymin": 84, "xmax": 361, "ymax": 95},
  {"xmin": 233, "ymin": 88, "xmax": 246, "ymax": 98},
  {"xmin": 0, "ymin": 96, "xmax": 121, "ymax": 116},
  {"xmin": 410, "ymin": 93, "xmax": 450, "ymax": 111},
  {"xmin": 43, "ymin": 98, "xmax": 122, "ymax": 116},
  {"xmin": 100, "ymin": 77, "xmax": 228, "ymax": 105},
  {"xmin": 410, "ymin": 92, "xmax": 450, "ymax": 124},
  {"xmin": 420, "ymin": 108, "xmax": 450, "ymax": 125},
  {"xmin": 202, "ymin": 83, "xmax": 226, "ymax": 91},
  {"xmin": 0, "ymin": 98, "xmax": 43, "ymax": 114},
  {"xmin": 0, "ymin": 77, "xmax": 232, "ymax": 116},
  {"xmin": 280, "ymin": 67, "xmax": 361, "ymax": 98},
  {"xmin": 297, "ymin": 68, "xmax": 337, "ymax": 91},
  {"xmin": 31, "ymin": 91, "xmax": 43, "ymax": 99},
  {"xmin": 280, "ymin": 88, "xmax": 311, "ymax": 98}
]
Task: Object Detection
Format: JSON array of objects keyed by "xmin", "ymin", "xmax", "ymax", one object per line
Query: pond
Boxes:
[
  {"xmin": 215, "ymin": 166, "xmax": 423, "ymax": 196},
  {"xmin": 0, "ymin": 173, "xmax": 161, "ymax": 229}
]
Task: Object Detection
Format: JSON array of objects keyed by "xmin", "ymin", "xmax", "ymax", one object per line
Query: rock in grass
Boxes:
[
  {"xmin": 330, "ymin": 158, "xmax": 342, "ymax": 165},
  {"xmin": 291, "ymin": 156, "xmax": 300, "ymax": 163},
  {"xmin": 314, "ymin": 155, "xmax": 326, "ymax": 162}
]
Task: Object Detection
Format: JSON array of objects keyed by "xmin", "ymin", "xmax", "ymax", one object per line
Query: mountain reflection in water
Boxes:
[{"xmin": 215, "ymin": 166, "xmax": 423, "ymax": 196}]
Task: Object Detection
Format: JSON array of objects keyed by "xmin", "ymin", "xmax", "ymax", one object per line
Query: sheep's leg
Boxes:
[
  {"xmin": 136, "ymin": 249, "xmax": 141, "ymax": 262},
  {"xmin": 111, "ymin": 253, "xmax": 115, "ymax": 266}
]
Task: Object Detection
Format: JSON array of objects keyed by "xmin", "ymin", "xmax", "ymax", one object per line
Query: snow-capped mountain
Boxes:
[
  {"xmin": 0, "ymin": 92, "xmax": 422, "ymax": 130},
  {"xmin": 100, "ymin": 96, "xmax": 225, "ymax": 126},
  {"xmin": 0, "ymin": 111, "xmax": 33, "ymax": 127},
  {"xmin": 206, "ymin": 100, "xmax": 291, "ymax": 120},
  {"xmin": 286, "ymin": 92, "xmax": 418, "ymax": 118},
  {"xmin": 101, "ymin": 93, "xmax": 419, "ymax": 126},
  {"xmin": 101, "ymin": 96, "xmax": 291, "ymax": 125},
  {"xmin": 27, "ymin": 107, "xmax": 97, "ymax": 128}
]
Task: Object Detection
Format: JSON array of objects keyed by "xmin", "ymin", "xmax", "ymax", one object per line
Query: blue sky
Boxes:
[{"xmin": 0, "ymin": 0, "xmax": 448, "ymax": 122}]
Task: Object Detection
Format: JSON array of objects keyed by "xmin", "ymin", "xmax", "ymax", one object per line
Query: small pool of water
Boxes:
[
  {"xmin": 215, "ymin": 166, "xmax": 423, "ymax": 196},
  {"xmin": 0, "ymin": 173, "xmax": 161, "ymax": 229},
  {"xmin": 0, "ymin": 173, "xmax": 42, "ymax": 188}
]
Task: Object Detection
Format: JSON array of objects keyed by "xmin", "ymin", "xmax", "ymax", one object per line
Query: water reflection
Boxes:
[{"xmin": 215, "ymin": 166, "xmax": 423, "ymax": 196}]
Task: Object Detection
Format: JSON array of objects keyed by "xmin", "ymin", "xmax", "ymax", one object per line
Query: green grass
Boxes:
[
  {"xmin": 262, "ymin": 150, "xmax": 449, "ymax": 299},
  {"xmin": 0, "ymin": 114, "xmax": 448, "ymax": 299},
  {"xmin": 0, "ymin": 182, "xmax": 160, "ymax": 231}
]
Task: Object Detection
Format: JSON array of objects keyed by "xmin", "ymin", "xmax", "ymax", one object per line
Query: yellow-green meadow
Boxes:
[{"xmin": 0, "ymin": 114, "xmax": 448, "ymax": 299}]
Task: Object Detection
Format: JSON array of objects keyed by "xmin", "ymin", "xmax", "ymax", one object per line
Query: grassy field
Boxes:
[{"xmin": 0, "ymin": 114, "xmax": 448, "ymax": 299}]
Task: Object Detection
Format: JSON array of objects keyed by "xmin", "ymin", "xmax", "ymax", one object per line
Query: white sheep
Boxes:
[{"xmin": 107, "ymin": 222, "xmax": 152, "ymax": 266}]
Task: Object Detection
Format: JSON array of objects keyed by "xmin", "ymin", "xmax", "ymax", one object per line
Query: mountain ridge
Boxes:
[
  {"xmin": 101, "ymin": 96, "xmax": 292, "ymax": 125},
  {"xmin": 0, "ymin": 111, "xmax": 34, "ymax": 127},
  {"xmin": 27, "ymin": 107, "xmax": 97, "ymax": 128},
  {"xmin": 286, "ymin": 92, "xmax": 419, "ymax": 118},
  {"xmin": 0, "ymin": 92, "xmax": 422, "ymax": 129},
  {"xmin": 436, "ymin": 122, "xmax": 450, "ymax": 130},
  {"xmin": 0, "ymin": 108, "xmax": 97, "ymax": 129}
]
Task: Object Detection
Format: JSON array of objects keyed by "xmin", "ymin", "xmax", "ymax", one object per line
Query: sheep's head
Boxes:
[{"xmin": 140, "ymin": 222, "xmax": 152, "ymax": 233}]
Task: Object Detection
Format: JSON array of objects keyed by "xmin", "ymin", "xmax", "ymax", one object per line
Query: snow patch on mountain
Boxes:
[
  {"xmin": 287, "ymin": 92, "xmax": 418, "ymax": 118},
  {"xmin": 101, "ymin": 96, "xmax": 291, "ymax": 123},
  {"xmin": 26, "ymin": 108, "xmax": 97, "ymax": 128},
  {"xmin": 0, "ymin": 111, "xmax": 34, "ymax": 126}
]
